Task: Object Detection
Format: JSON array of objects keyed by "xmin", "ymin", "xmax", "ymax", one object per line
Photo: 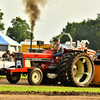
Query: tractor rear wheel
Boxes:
[
  {"xmin": 6, "ymin": 73, "xmax": 21, "ymax": 84},
  {"xmin": 68, "ymin": 53, "xmax": 94, "ymax": 86},
  {"xmin": 28, "ymin": 68, "xmax": 43, "ymax": 85},
  {"xmin": 57, "ymin": 53, "xmax": 75, "ymax": 86},
  {"xmin": 57, "ymin": 52, "xmax": 94, "ymax": 87}
]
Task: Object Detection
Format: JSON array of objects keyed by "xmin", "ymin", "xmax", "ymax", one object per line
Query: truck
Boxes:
[{"xmin": 5, "ymin": 33, "xmax": 97, "ymax": 87}]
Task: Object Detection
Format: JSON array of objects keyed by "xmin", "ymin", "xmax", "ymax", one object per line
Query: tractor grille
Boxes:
[
  {"xmin": 15, "ymin": 58, "xmax": 23, "ymax": 68},
  {"xmin": 15, "ymin": 53, "xmax": 23, "ymax": 68},
  {"xmin": 15, "ymin": 53, "xmax": 23, "ymax": 58}
]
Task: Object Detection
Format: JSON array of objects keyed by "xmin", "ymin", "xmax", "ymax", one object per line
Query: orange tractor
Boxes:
[{"xmin": 5, "ymin": 33, "xmax": 100, "ymax": 87}]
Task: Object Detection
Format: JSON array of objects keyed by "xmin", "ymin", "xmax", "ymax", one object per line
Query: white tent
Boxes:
[{"xmin": 0, "ymin": 31, "xmax": 21, "ymax": 57}]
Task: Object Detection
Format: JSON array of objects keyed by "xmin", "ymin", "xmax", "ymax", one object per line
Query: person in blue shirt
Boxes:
[{"xmin": 51, "ymin": 39, "xmax": 64, "ymax": 62}]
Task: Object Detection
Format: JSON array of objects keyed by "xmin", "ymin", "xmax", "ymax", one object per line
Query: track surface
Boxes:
[
  {"xmin": 0, "ymin": 79, "xmax": 100, "ymax": 100},
  {"xmin": 0, "ymin": 78, "xmax": 30, "ymax": 86},
  {"xmin": 0, "ymin": 95, "xmax": 100, "ymax": 100}
]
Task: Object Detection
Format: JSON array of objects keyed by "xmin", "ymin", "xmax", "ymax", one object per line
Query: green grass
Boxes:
[
  {"xmin": 0, "ymin": 75, "xmax": 27, "ymax": 79},
  {"xmin": 0, "ymin": 75, "xmax": 6, "ymax": 78},
  {"xmin": 20, "ymin": 75, "xmax": 27, "ymax": 79},
  {"xmin": 0, "ymin": 75, "xmax": 100, "ymax": 93},
  {"xmin": 0, "ymin": 85, "xmax": 100, "ymax": 92}
]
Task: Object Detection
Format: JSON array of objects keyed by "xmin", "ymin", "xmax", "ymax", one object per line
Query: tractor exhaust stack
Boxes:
[{"xmin": 30, "ymin": 32, "xmax": 33, "ymax": 53}]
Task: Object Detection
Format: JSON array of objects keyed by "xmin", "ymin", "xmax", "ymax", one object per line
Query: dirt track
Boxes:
[
  {"xmin": 1, "ymin": 79, "xmax": 100, "ymax": 100},
  {"xmin": 0, "ymin": 95, "xmax": 100, "ymax": 100},
  {"xmin": 0, "ymin": 78, "xmax": 30, "ymax": 86}
]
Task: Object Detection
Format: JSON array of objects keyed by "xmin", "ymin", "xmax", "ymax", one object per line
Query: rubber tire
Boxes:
[
  {"xmin": 57, "ymin": 52, "xmax": 94, "ymax": 87},
  {"xmin": 67, "ymin": 53, "xmax": 94, "ymax": 87},
  {"xmin": 56, "ymin": 52, "xmax": 75, "ymax": 86},
  {"xmin": 28, "ymin": 68, "xmax": 43, "ymax": 85},
  {"xmin": 41, "ymin": 73, "xmax": 59, "ymax": 85},
  {"xmin": 6, "ymin": 73, "xmax": 21, "ymax": 84}
]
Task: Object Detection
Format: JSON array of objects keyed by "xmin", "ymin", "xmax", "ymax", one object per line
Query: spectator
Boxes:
[
  {"xmin": 2, "ymin": 53, "xmax": 7, "ymax": 58},
  {"xmin": 2, "ymin": 53, "xmax": 7, "ymax": 61},
  {"xmin": 6, "ymin": 50, "xmax": 10, "ymax": 58},
  {"xmin": 10, "ymin": 52, "xmax": 14, "ymax": 59}
]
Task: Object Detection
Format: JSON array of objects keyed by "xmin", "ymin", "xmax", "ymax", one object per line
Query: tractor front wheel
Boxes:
[
  {"xmin": 28, "ymin": 68, "xmax": 43, "ymax": 85},
  {"xmin": 6, "ymin": 73, "xmax": 21, "ymax": 84}
]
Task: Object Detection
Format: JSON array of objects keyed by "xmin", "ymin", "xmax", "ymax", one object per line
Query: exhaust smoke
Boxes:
[
  {"xmin": 22, "ymin": 0, "xmax": 47, "ymax": 32},
  {"xmin": 22, "ymin": 0, "xmax": 47, "ymax": 52}
]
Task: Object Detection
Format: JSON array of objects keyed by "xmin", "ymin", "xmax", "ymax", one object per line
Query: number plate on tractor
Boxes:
[{"xmin": 16, "ymin": 60, "xmax": 21, "ymax": 66}]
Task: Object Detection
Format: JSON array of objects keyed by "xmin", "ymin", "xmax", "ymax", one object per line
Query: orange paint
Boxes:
[{"xmin": 91, "ymin": 64, "xmax": 100, "ymax": 85}]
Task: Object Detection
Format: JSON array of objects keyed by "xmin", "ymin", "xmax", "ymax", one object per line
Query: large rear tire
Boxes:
[
  {"xmin": 68, "ymin": 53, "xmax": 94, "ymax": 87},
  {"xmin": 57, "ymin": 52, "xmax": 94, "ymax": 87},
  {"xmin": 28, "ymin": 68, "xmax": 43, "ymax": 85},
  {"xmin": 57, "ymin": 53, "xmax": 75, "ymax": 86},
  {"xmin": 6, "ymin": 73, "xmax": 21, "ymax": 84}
]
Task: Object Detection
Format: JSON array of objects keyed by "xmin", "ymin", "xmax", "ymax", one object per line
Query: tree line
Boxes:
[
  {"xmin": 50, "ymin": 14, "xmax": 100, "ymax": 51},
  {"xmin": 1, "ymin": 9, "xmax": 100, "ymax": 51},
  {"xmin": 0, "ymin": 9, "xmax": 31, "ymax": 43}
]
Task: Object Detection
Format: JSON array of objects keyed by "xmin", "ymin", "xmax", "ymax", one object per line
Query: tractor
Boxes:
[{"xmin": 5, "ymin": 33, "xmax": 96, "ymax": 87}]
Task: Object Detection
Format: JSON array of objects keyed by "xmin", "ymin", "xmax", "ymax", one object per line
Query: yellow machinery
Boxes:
[
  {"xmin": 91, "ymin": 61, "xmax": 100, "ymax": 85},
  {"xmin": 20, "ymin": 40, "xmax": 53, "ymax": 52}
]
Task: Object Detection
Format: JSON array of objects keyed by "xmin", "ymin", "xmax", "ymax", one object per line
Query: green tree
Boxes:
[
  {"xmin": 0, "ymin": 9, "xmax": 5, "ymax": 31},
  {"xmin": 50, "ymin": 34, "xmax": 61, "ymax": 44},
  {"xmin": 6, "ymin": 17, "xmax": 31, "ymax": 43},
  {"xmin": 50, "ymin": 14, "xmax": 100, "ymax": 51}
]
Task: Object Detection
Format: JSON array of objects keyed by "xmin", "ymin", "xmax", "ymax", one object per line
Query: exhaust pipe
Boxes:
[{"xmin": 30, "ymin": 32, "xmax": 33, "ymax": 53}]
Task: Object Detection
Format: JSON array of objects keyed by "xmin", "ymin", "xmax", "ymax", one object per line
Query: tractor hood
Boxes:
[
  {"xmin": 23, "ymin": 52, "xmax": 53, "ymax": 59},
  {"xmin": 22, "ymin": 49, "xmax": 53, "ymax": 59},
  {"xmin": 14, "ymin": 50, "xmax": 53, "ymax": 61}
]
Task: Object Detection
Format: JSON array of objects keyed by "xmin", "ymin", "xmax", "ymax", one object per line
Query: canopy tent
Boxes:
[
  {"xmin": 0, "ymin": 35, "xmax": 9, "ymax": 45},
  {"xmin": 0, "ymin": 31, "xmax": 21, "ymax": 57}
]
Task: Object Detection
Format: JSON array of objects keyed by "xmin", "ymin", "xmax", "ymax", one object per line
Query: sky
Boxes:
[{"xmin": 0, "ymin": 0, "xmax": 100, "ymax": 43}]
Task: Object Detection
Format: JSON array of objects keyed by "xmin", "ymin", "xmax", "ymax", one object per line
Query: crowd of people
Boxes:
[{"xmin": 2, "ymin": 50, "xmax": 14, "ymax": 61}]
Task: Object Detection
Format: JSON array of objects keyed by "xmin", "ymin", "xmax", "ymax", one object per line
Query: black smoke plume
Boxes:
[{"xmin": 22, "ymin": 0, "xmax": 47, "ymax": 32}]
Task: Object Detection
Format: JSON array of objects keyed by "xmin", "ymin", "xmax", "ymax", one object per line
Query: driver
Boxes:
[{"xmin": 51, "ymin": 39, "xmax": 64, "ymax": 62}]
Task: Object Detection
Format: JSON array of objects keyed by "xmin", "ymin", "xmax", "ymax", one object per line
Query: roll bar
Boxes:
[{"xmin": 58, "ymin": 33, "xmax": 73, "ymax": 49}]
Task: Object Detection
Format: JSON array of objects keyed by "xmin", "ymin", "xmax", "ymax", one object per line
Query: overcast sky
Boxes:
[{"xmin": 0, "ymin": 0, "xmax": 100, "ymax": 43}]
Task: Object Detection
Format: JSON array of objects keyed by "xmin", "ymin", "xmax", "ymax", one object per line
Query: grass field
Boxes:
[
  {"xmin": 0, "ymin": 85, "xmax": 100, "ymax": 92},
  {"xmin": 0, "ymin": 75, "xmax": 100, "ymax": 93},
  {"xmin": 0, "ymin": 75, "xmax": 6, "ymax": 78},
  {"xmin": 0, "ymin": 75, "xmax": 27, "ymax": 79}
]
